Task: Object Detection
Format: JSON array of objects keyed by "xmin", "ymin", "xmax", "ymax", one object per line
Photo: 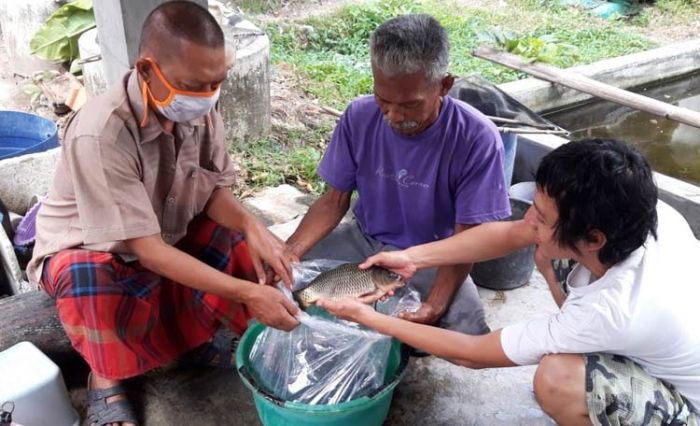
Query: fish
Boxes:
[{"xmin": 293, "ymin": 263, "xmax": 405, "ymax": 309}]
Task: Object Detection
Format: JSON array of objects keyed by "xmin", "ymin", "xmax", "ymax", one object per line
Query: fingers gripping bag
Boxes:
[{"xmin": 248, "ymin": 259, "xmax": 420, "ymax": 405}]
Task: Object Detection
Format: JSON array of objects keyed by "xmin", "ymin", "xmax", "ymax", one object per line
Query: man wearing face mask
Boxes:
[
  {"xmin": 26, "ymin": 2, "xmax": 299, "ymax": 425},
  {"xmin": 287, "ymin": 14, "xmax": 511, "ymax": 340}
]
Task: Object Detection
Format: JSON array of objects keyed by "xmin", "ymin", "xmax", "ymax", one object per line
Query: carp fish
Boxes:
[{"xmin": 293, "ymin": 263, "xmax": 405, "ymax": 309}]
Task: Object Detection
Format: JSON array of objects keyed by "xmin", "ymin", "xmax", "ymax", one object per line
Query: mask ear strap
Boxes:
[{"xmin": 140, "ymin": 80, "xmax": 150, "ymax": 128}]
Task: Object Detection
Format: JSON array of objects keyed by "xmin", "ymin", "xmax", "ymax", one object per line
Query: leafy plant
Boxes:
[
  {"xmin": 30, "ymin": 0, "xmax": 96, "ymax": 63},
  {"xmin": 21, "ymin": 70, "xmax": 61, "ymax": 105},
  {"xmin": 231, "ymin": 123, "xmax": 332, "ymax": 195},
  {"xmin": 247, "ymin": 0, "xmax": 669, "ymax": 194},
  {"xmin": 478, "ymin": 29, "xmax": 580, "ymax": 66}
]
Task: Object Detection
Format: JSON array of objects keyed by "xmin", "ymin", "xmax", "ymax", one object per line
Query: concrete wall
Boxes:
[
  {"xmin": 499, "ymin": 39, "xmax": 700, "ymax": 113},
  {"xmin": 0, "ymin": 148, "xmax": 60, "ymax": 215},
  {"xmin": 79, "ymin": 14, "xmax": 271, "ymax": 140},
  {"xmin": 219, "ymin": 21, "xmax": 271, "ymax": 143},
  {"xmin": 77, "ymin": 28, "xmax": 108, "ymax": 96},
  {"xmin": 92, "ymin": 0, "xmax": 208, "ymax": 86},
  {"xmin": 0, "ymin": 0, "xmax": 61, "ymax": 75}
]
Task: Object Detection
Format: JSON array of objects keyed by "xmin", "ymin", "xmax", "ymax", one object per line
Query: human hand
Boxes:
[
  {"xmin": 244, "ymin": 284, "xmax": 300, "ymax": 331},
  {"xmin": 316, "ymin": 297, "xmax": 375, "ymax": 323},
  {"xmin": 242, "ymin": 219, "xmax": 296, "ymax": 288},
  {"xmin": 534, "ymin": 246, "xmax": 555, "ymax": 282},
  {"xmin": 359, "ymin": 250, "xmax": 417, "ymax": 280},
  {"xmin": 264, "ymin": 243, "xmax": 300, "ymax": 286},
  {"xmin": 398, "ymin": 302, "xmax": 442, "ymax": 325}
]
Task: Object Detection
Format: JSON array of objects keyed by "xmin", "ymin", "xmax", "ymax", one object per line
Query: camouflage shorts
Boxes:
[{"xmin": 585, "ymin": 353, "xmax": 698, "ymax": 426}]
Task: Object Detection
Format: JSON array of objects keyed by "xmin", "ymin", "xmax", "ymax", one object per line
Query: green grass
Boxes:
[
  {"xmin": 238, "ymin": 0, "xmax": 697, "ymax": 194},
  {"xmin": 631, "ymin": 0, "xmax": 700, "ymax": 27},
  {"xmin": 263, "ymin": 0, "xmax": 658, "ymax": 109},
  {"xmin": 231, "ymin": 122, "xmax": 333, "ymax": 194},
  {"xmin": 238, "ymin": 0, "xmax": 284, "ymax": 14}
]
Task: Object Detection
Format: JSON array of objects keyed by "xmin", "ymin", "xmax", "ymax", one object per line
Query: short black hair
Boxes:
[
  {"xmin": 139, "ymin": 1, "xmax": 224, "ymax": 55},
  {"xmin": 536, "ymin": 139, "xmax": 658, "ymax": 266}
]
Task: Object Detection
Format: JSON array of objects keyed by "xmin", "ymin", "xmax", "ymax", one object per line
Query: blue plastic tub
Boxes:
[{"xmin": 0, "ymin": 111, "xmax": 59, "ymax": 161}]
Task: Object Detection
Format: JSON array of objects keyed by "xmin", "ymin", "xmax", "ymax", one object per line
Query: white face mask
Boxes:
[
  {"xmin": 156, "ymin": 89, "xmax": 220, "ymax": 123},
  {"xmin": 140, "ymin": 57, "xmax": 223, "ymax": 126}
]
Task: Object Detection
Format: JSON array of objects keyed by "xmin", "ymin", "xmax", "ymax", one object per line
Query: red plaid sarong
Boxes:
[{"xmin": 41, "ymin": 216, "xmax": 256, "ymax": 380}]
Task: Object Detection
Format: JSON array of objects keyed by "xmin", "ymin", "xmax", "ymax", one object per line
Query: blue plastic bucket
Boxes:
[
  {"xmin": 236, "ymin": 320, "xmax": 409, "ymax": 426},
  {"xmin": 0, "ymin": 111, "xmax": 59, "ymax": 161}
]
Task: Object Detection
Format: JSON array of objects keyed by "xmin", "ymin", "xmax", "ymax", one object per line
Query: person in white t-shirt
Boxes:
[{"xmin": 318, "ymin": 138, "xmax": 700, "ymax": 425}]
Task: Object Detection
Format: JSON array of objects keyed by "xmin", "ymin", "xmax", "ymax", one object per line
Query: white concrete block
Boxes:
[
  {"xmin": 0, "ymin": 148, "xmax": 59, "ymax": 215},
  {"xmin": 0, "ymin": 0, "xmax": 62, "ymax": 76},
  {"xmin": 244, "ymin": 184, "xmax": 310, "ymax": 225}
]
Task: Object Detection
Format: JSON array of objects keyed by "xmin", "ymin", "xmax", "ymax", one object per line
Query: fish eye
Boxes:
[{"xmin": 388, "ymin": 272, "xmax": 400, "ymax": 280}]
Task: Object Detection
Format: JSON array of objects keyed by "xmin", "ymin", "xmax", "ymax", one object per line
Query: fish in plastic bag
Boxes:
[{"xmin": 248, "ymin": 259, "xmax": 421, "ymax": 405}]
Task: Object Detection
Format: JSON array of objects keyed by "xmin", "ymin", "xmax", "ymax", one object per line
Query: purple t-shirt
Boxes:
[{"xmin": 318, "ymin": 95, "xmax": 511, "ymax": 249}]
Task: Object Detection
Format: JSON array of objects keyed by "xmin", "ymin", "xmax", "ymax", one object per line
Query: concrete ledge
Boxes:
[
  {"xmin": 499, "ymin": 38, "xmax": 700, "ymax": 113},
  {"xmin": 0, "ymin": 147, "xmax": 60, "ymax": 214},
  {"xmin": 514, "ymin": 134, "xmax": 700, "ymax": 239},
  {"xmin": 242, "ymin": 184, "xmax": 311, "ymax": 226}
]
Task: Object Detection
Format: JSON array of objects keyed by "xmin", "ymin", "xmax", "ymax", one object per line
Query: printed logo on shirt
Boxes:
[{"xmin": 375, "ymin": 167, "xmax": 430, "ymax": 189}]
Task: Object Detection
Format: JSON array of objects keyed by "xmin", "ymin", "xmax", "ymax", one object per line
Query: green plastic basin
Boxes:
[{"xmin": 236, "ymin": 320, "xmax": 408, "ymax": 426}]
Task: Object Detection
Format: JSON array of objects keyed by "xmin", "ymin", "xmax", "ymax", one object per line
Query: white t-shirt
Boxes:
[{"xmin": 501, "ymin": 201, "xmax": 700, "ymax": 412}]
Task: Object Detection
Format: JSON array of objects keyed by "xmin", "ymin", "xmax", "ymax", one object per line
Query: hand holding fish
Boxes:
[
  {"xmin": 242, "ymin": 218, "xmax": 295, "ymax": 288},
  {"xmin": 245, "ymin": 284, "xmax": 300, "ymax": 331},
  {"xmin": 398, "ymin": 302, "xmax": 442, "ymax": 325},
  {"xmin": 359, "ymin": 250, "xmax": 418, "ymax": 280},
  {"xmin": 317, "ymin": 297, "xmax": 375, "ymax": 323},
  {"xmin": 265, "ymin": 243, "xmax": 300, "ymax": 286}
]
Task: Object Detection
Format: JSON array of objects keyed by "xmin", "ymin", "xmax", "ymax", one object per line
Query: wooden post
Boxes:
[{"xmin": 473, "ymin": 46, "xmax": 700, "ymax": 130}]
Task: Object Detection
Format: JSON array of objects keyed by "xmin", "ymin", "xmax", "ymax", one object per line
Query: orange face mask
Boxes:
[{"xmin": 140, "ymin": 58, "xmax": 220, "ymax": 126}]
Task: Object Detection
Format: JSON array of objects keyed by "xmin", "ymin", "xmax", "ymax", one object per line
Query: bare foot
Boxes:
[{"xmin": 89, "ymin": 373, "xmax": 137, "ymax": 426}]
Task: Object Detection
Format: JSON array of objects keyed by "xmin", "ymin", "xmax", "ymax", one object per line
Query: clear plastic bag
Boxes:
[{"xmin": 248, "ymin": 259, "xmax": 420, "ymax": 405}]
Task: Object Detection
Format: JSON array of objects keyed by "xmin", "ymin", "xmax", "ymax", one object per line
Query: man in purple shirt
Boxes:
[{"xmin": 286, "ymin": 14, "xmax": 510, "ymax": 335}]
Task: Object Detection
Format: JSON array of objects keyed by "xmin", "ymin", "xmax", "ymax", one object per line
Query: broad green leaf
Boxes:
[
  {"xmin": 30, "ymin": 0, "xmax": 96, "ymax": 62},
  {"xmin": 69, "ymin": 58, "xmax": 82, "ymax": 75},
  {"xmin": 22, "ymin": 84, "xmax": 42, "ymax": 97}
]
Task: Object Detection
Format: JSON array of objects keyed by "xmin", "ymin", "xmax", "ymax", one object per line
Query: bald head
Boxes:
[{"xmin": 138, "ymin": 1, "xmax": 224, "ymax": 60}]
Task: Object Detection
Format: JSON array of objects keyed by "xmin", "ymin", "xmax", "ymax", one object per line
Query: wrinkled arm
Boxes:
[
  {"xmin": 205, "ymin": 187, "xmax": 258, "ymax": 234},
  {"xmin": 126, "ymin": 233, "xmax": 255, "ymax": 301},
  {"xmin": 403, "ymin": 224, "xmax": 474, "ymax": 324},
  {"xmin": 205, "ymin": 187, "xmax": 294, "ymax": 286},
  {"xmin": 126, "ymin": 234, "xmax": 300, "ymax": 330},
  {"xmin": 286, "ymin": 187, "xmax": 351, "ymax": 258}
]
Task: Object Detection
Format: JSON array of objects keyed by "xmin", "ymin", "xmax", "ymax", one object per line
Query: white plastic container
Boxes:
[
  {"xmin": 0, "ymin": 342, "xmax": 79, "ymax": 426},
  {"xmin": 509, "ymin": 181, "xmax": 536, "ymax": 204}
]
